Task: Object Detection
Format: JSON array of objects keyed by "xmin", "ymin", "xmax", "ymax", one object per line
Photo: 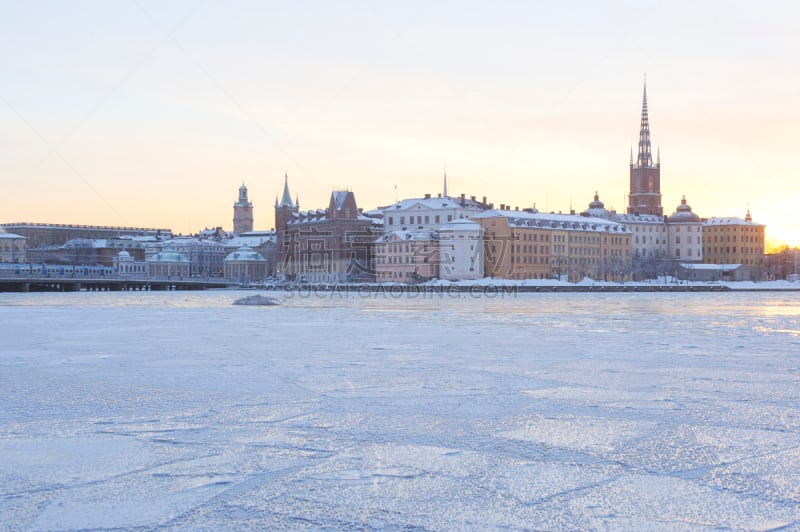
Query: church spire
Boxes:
[
  {"xmin": 279, "ymin": 172, "xmax": 294, "ymax": 207},
  {"xmin": 627, "ymin": 78, "xmax": 663, "ymax": 216},
  {"xmin": 443, "ymin": 169, "xmax": 448, "ymax": 197},
  {"xmin": 636, "ymin": 78, "xmax": 654, "ymax": 168}
]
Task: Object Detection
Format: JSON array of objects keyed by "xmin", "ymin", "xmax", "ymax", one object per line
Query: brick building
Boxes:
[{"xmin": 275, "ymin": 176, "xmax": 379, "ymax": 283}]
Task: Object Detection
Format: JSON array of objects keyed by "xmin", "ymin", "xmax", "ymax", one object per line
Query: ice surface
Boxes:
[{"xmin": 1, "ymin": 290, "xmax": 799, "ymax": 530}]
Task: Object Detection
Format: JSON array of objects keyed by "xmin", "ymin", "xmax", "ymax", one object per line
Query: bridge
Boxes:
[{"xmin": 0, "ymin": 274, "xmax": 233, "ymax": 292}]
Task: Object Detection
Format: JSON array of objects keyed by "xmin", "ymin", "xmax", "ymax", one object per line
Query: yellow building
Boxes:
[
  {"xmin": 474, "ymin": 210, "xmax": 632, "ymax": 281},
  {"xmin": 702, "ymin": 210, "xmax": 765, "ymax": 271}
]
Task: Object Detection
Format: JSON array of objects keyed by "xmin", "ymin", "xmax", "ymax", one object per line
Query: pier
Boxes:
[{"xmin": 0, "ymin": 274, "xmax": 232, "ymax": 292}]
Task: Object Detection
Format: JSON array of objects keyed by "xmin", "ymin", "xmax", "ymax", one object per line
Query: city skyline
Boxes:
[{"xmin": 2, "ymin": 2, "xmax": 798, "ymax": 248}]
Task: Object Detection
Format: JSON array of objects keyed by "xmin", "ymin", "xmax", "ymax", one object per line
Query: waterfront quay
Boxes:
[{"xmin": 0, "ymin": 274, "xmax": 231, "ymax": 292}]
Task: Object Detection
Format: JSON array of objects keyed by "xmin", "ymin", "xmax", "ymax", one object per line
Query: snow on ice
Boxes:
[{"xmin": 1, "ymin": 289, "xmax": 799, "ymax": 530}]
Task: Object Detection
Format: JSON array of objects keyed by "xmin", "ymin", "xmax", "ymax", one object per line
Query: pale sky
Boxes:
[{"xmin": 2, "ymin": 1, "xmax": 798, "ymax": 248}]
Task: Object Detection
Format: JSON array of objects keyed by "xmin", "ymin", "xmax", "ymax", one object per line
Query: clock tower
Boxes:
[
  {"xmin": 233, "ymin": 183, "xmax": 254, "ymax": 234},
  {"xmin": 627, "ymin": 81, "xmax": 663, "ymax": 216}
]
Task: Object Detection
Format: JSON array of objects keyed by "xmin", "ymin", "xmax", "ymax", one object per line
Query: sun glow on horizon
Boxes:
[{"xmin": 1, "ymin": 2, "xmax": 798, "ymax": 250}]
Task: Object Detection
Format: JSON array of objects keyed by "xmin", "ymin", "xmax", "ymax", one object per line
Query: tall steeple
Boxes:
[
  {"xmin": 277, "ymin": 172, "xmax": 295, "ymax": 208},
  {"xmin": 443, "ymin": 170, "xmax": 448, "ymax": 197},
  {"xmin": 274, "ymin": 172, "xmax": 300, "ymax": 277},
  {"xmin": 627, "ymin": 77, "xmax": 663, "ymax": 216},
  {"xmin": 636, "ymin": 80, "xmax": 654, "ymax": 169}
]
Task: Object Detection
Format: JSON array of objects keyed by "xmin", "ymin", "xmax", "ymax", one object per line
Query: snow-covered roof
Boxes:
[
  {"xmin": 162, "ymin": 238, "xmax": 224, "ymax": 249},
  {"xmin": 703, "ymin": 217, "xmax": 764, "ymax": 227},
  {"xmin": 111, "ymin": 235, "xmax": 161, "ymax": 243},
  {"xmin": 612, "ymin": 213, "xmax": 665, "ymax": 224},
  {"xmin": 678, "ymin": 263, "xmax": 742, "ymax": 270},
  {"xmin": 224, "ymin": 246, "xmax": 267, "ymax": 263},
  {"xmin": 383, "ymin": 196, "xmax": 486, "ymax": 212},
  {"xmin": 148, "ymin": 248, "xmax": 190, "ymax": 263},
  {"xmin": 226, "ymin": 235, "xmax": 275, "ymax": 249},
  {"xmin": 288, "ymin": 210, "xmax": 375, "ymax": 226},
  {"xmin": 289, "ymin": 210, "xmax": 327, "ymax": 224},
  {"xmin": 63, "ymin": 238, "xmax": 105, "ymax": 249},
  {"xmin": 583, "ymin": 207, "xmax": 613, "ymax": 219},
  {"xmin": 474, "ymin": 209, "xmax": 630, "ymax": 233},
  {"xmin": 362, "ymin": 208, "xmax": 384, "ymax": 218},
  {"xmin": 667, "ymin": 198, "xmax": 701, "ymax": 223},
  {"xmin": 439, "ymin": 219, "xmax": 481, "ymax": 229},
  {"xmin": 375, "ymin": 230, "xmax": 437, "ymax": 243},
  {"xmin": 239, "ymin": 230, "xmax": 276, "ymax": 237},
  {"xmin": 332, "ymin": 191, "xmax": 349, "ymax": 210},
  {"xmin": 0, "ymin": 232, "xmax": 25, "ymax": 239}
]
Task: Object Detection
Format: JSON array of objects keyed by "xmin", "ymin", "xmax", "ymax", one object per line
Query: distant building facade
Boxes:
[
  {"xmin": 381, "ymin": 191, "xmax": 489, "ymax": 233},
  {"xmin": 275, "ymin": 176, "xmax": 378, "ymax": 283},
  {"xmin": 583, "ymin": 192, "xmax": 668, "ymax": 262},
  {"xmin": 114, "ymin": 250, "xmax": 147, "ymax": 276},
  {"xmin": 233, "ymin": 183, "xmax": 254, "ymax": 234},
  {"xmin": 0, "ymin": 223, "xmax": 170, "ymax": 249},
  {"xmin": 224, "ymin": 230, "xmax": 276, "ymax": 277},
  {"xmin": 147, "ymin": 248, "xmax": 191, "ymax": 278},
  {"xmin": 667, "ymin": 196, "xmax": 703, "ymax": 262},
  {"xmin": 0, "ymin": 233, "xmax": 26, "ymax": 263},
  {"xmin": 438, "ymin": 219, "xmax": 484, "ymax": 281},
  {"xmin": 702, "ymin": 210, "xmax": 765, "ymax": 272},
  {"xmin": 374, "ymin": 231, "xmax": 438, "ymax": 282},
  {"xmin": 160, "ymin": 237, "xmax": 226, "ymax": 277},
  {"xmin": 223, "ymin": 246, "xmax": 268, "ymax": 283},
  {"xmin": 474, "ymin": 209, "xmax": 632, "ymax": 281}
]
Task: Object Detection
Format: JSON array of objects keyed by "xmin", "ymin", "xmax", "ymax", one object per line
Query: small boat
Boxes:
[{"xmin": 233, "ymin": 294, "xmax": 280, "ymax": 306}]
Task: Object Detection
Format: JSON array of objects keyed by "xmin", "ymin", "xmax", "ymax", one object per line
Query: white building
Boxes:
[
  {"xmin": 613, "ymin": 213, "xmax": 668, "ymax": 260},
  {"xmin": 147, "ymin": 248, "xmax": 191, "ymax": 278},
  {"xmin": 583, "ymin": 192, "xmax": 668, "ymax": 260},
  {"xmin": 667, "ymin": 196, "xmax": 703, "ymax": 261},
  {"xmin": 438, "ymin": 219, "xmax": 484, "ymax": 281},
  {"xmin": 114, "ymin": 250, "xmax": 146, "ymax": 277},
  {"xmin": 223, "ymin": 246, "xmax": 268, "ymax": 284},
  {"xmin": 159, "ymin": 237, "xmax": 226, "ymax": 277},
  {"xmin": 381, "ymin": 193, "xmax": 488, "ymax": 234}
]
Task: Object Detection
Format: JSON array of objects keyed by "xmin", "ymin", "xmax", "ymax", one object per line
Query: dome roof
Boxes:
[
  {"xmin": 582, "ymin": 192, "xmax": 613, "ymax": 219},
  {"xmin": 148, "ymin": 248, "xmax": 190, "ymax": 263},
  {"xmin": 668, "ymin": 196, "xmax": 700, "ymax": 223},
  {"xmin": 224, "ymin": 246, "xmax": 266, "ymax": 263},
  {"xmin": 117, "ymin": 250, "xmax": 132, "ymax": 259},
  {"xmin": 588, "ymin": 192, "xmax": 605, "ymax": 210}
]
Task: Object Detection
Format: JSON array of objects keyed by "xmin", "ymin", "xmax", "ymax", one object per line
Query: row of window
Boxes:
[
  {"xmin": 703, "ymin": 247, "xmax": 762, "ymax": 255},
  {"xmin": 513, "ymin": 245, "xmax": 549, "ymax": 254},
  {"xmin": 515, "ymin": 233, "xmax": 551, "ymax": 242},
  {"xmin": 708, "ymin": 235, "xmax": 762, "ymax": 243},
  {"xmin": 377, "ymin": 256, "xmax": 432, "ymax": 265},
  {"xmin": 388, "ymin": 215, "xmax": 455, "ymax": 226},
  {"xmin": 380, "ymin": 244, "xmax": 431, "ymax": 253},
  {"xmin": 513, "ymin": 256, "xmax": 550, "ymax": 265},
  {"xmin": 673, "ymin": 248, "xmax": 700, "ymax": 257},
  {"xmin": 634, "ymin": 236, "xmax": 663, "ymax": 244},
  {"xmin": 706, "ymin": 226, "xmax": 761, "ymax": 232},
  {"xmin": 632, "ymin": 226, "xmax": 667, "ymax": 233}
]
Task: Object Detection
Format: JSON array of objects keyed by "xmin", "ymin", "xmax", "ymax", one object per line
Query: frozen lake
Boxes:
[{"xmin": 2, "ymin": 289, "xmax": 800, "ymax": 530}]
